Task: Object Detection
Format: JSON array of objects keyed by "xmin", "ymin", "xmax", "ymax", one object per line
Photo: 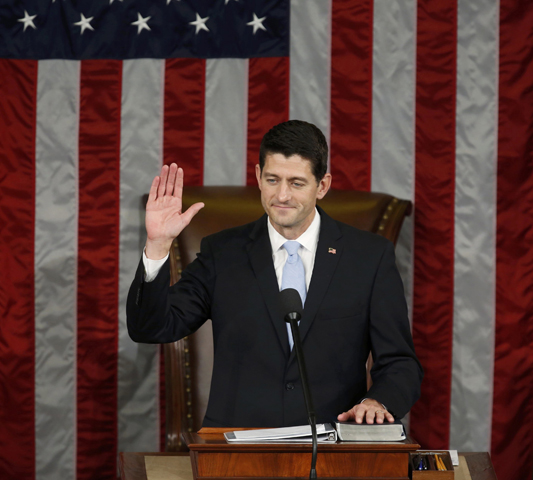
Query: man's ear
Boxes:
[
  {"xmin": 316, "ymin": 173, "xmax": 332, "ymax": 200},
  {"xmin": 255, "ymin": 164, "xmax": 262, "ymax": 190}
]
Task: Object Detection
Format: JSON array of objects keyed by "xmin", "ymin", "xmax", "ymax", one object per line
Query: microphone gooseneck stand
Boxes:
[
  {"xmin": 287, "ymin": 313, "xmax": 318, "ymax": 479},
  {"xmin": 281, "ymin": 288, "xmax": 318, "ymax": 479}
]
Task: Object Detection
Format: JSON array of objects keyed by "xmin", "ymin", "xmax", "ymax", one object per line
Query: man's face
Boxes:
[{"xmin": 256, "ymin": 153, "xmax": 331, "ymax": 239}]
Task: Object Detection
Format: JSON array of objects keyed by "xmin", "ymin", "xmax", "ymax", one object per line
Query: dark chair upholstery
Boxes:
[{"xmin": 163, "ymin": 186, "xmax": 412, "ymax": 451}]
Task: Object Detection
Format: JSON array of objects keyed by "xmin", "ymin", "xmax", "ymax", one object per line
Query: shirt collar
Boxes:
[{"xmin": 267, "ymin": 208, "xmax": 321, "ymax": 253}]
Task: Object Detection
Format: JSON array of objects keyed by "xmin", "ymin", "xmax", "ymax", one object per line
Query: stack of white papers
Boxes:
[{"xmin": 224, "ymin": 423, "xmax": 337, "ymax": 443}]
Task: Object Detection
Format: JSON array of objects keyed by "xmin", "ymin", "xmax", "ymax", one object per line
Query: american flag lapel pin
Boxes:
[{"xmin": 328, "ymin": 247, "xmax": 336, "ymax": 254}]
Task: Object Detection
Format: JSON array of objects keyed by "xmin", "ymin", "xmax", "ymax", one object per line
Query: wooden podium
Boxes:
[{"xmin": 184, "ymin": 428, "xmax": 420, "ymax": 480}]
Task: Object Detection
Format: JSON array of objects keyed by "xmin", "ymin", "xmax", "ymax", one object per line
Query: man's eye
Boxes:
[
  {"xmin": 267, "ymin": 178, "xmax": 277, "ymax": 184},
  {"xmin": 293, "ymin": 182, "xmax": 303, "ymax": 188}
]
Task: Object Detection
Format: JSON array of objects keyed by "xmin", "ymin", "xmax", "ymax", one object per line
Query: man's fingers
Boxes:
[
  {"xmin": 355, "ymin": 405, "xmax": 374, "ymax": 423},
  {"xmin": 371, "ymin": 410, "xmax": 394, "ymax": 424},
  {"xmin": 181, "ymin": 202, "xmax": 205, "ymax": 226},
  {"xmin": 151, "ymin": 163, "xmax": 181, "ymax": 201},
  {"xmin": 337, "ymin": 405, "xmax": 372, "ymax": 424},
  {"xmin": 157, "ymin": 164, "xmax": 170, "ymax": 198},
  {"xmin": 166, "ymin": 163, "xmax": 178, "ymax": 196},
  {"xmin": 374, "ymin": 409, "xmax": 386, "ymax": 424},
  {"xmin": 354, "ymin": 406, "xmax": 367, "ymax": 424},
  {"xmin": 338, "ymin": 402, "xmax": 395, "ymax": 425},
  {"xmin": 148, "ymin": 175, "xmax": 160, "ymax": 203},
  {"xmin": 174, "ymin": 166, "xmax": 184, "ymax": 199},
  {"xmin": 337, "ymin": 410, "xmax": 354, "ymax": 422}
]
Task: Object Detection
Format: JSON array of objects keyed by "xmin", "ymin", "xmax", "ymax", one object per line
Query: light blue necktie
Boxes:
[{"xmin": 281, "ymin": 241, "xmax": 307, "ymax": 349}]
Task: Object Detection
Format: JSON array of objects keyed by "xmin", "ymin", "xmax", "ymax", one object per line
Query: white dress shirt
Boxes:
[
  {"xmin": 143, "ymin": 208, "xmax": 321, "ymax": 288},
  {"xmin": 143, "ymin": 250, "xmax": 169, "ymax": 282},
  {"xmin": 267, "ymin": 208, "xmax": 320, "ymax": 296}
]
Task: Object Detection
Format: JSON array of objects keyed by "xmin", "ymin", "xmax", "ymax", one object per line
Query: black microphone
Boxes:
[
  {"xmin": 280, "ymin": 287, "xmax": 303, "ymax": 322},
  {"xmin": 280, "ymin": 288, "xmax": 318, "ymax": 479}
]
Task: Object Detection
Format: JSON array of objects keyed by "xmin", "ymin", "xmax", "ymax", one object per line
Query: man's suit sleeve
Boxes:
[
  {"xmin": 126, "ymin": 237, "xmax": 215, "ymax": 344},
  {"xmin": 365, "ymin": 240, "xmax": 423, "ymax": 418}
]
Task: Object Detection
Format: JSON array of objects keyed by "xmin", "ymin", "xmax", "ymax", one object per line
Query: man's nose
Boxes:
[{"xmin": 276, "ymin": 182, "xmax": 291, "ymax": 202}]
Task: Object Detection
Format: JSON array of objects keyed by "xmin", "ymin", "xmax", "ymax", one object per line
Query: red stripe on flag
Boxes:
[
  {"xmin": 77, "ymin": 60, "xmax": 122, "ymax": 480},
  {"xmin": 330, "ymin": 0, "xmax": 373, "ymax": 191},
  {"xmin": 410, "ymin": 0, "xmax": 457, "ymax": 449},
  {"xmin": 163, "ymin": 59, "xmax": 206, "ymax": 186},
  {"xmin": 492, "ymin": 2, "xmax": 533, "ymax": 479},
  {"xmin": 246, "ymin": 56, "xmax": 289, "ymax": 185},
  {"xmin": 0, "ymin": 59, "xmax": 37, "ymax": 480}
]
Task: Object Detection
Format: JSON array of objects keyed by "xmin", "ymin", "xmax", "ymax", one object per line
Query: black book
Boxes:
[{"xmin": 335, "ymin": 419, "xmax": 406, "ymax": 442}]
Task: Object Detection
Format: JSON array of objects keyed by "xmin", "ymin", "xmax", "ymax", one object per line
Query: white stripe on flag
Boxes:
[
  {"xmin": 118, "ymin": 59, "xmax": 165, "ymax": 454},
  {"xmin": 371, "ymin": 0, "xmax": 417, "ymax": 317},
  {"xmin": 450, "ymin": 0, "xmax": 499, "ymax": 453},
  {"xmin": 371, "ymin": 0, "xmax": 417, "ymax": 200},
  {"xmin": 204, "ymin": 59, "xmax": 248, "ymax": 186},
  {"xmin": 289, "ymin": 0, "xmax": 332, "ymax": 150},
  {"xmin": 35, "ymin": 59, "xmax": 80, "ymax": 480},
  {"xmin": 371, "ymin": 0, "xmax": 417, "ymax": 431}
]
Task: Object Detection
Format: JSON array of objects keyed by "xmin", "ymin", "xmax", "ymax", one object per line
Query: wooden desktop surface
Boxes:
[
  {"xmin": 119, "ymin": 451, "xmax": 497, "ymax": 480},
  {"xmin": 185, "ymin": 430, "xmax": 419, "ymax": 479},
  {"xmin": 184, "ymin": 429, "xmax": 420, "ymax": 452},
  {"xmin": 120, "ymin": 429, "xmax": 496, "ymax": 480}
]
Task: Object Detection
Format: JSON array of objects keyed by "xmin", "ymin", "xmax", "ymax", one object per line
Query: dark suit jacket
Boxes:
[{"xmin": 127, "ymin": 207, "xmax": 422, "ymax": 428}]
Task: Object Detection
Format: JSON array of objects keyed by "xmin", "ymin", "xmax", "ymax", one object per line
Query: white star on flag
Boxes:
[
  {"xmin": 74, "ymin": 13, "xmax": 94, "ymax": 35},
  {"xmin": 247, "ymin": 13, "xmax": 267, "ymax": 34},
  {"xmin": 189, "ymin": 13, "xmax": 209, "ymax": 34},
  {"xmin": 167, "ymin": 0, "xmax": 181, "ymax": 4},
  {"xmin": 109, "ymin": 0, "xmax": 123, "ymax": 4},
  {"xmin": 18, "ymin": 10, "xmax": 37, "ymax": 32},
  {"xmin": 131, "ymin": 13, "xmax": 151, "ymax": 34},
  {"xmin": 225, "ymin": 0, "xmax": 238, "ymax": 4}
]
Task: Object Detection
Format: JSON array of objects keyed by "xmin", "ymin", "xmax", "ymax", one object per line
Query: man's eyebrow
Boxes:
[
  {"xmin": 289, "ymin": 176, "xmax": 309, "ymax": 183},
  {"xmin": 263, "ymin": 172, "xmax": 309, "ymax": 183}
]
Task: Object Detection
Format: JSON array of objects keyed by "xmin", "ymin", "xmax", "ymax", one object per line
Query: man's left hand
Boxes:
[{"xmin": 337, "ymin": 398, "xmax": 395, "ymax": 424}]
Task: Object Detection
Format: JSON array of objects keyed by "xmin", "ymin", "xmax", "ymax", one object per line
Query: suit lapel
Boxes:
[
  {"xmin": 289, "ymin": 208, "xmax": 343, "ymax": 362},
  {"xmin": 247, "ymin": 216, "xmax": 290, "ymax": 358}
]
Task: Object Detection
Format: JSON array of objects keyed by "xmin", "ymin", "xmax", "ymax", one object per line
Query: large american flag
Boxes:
[{"xmin": 1, "ymin": 1, "xmax": 532, "ymax": 479}]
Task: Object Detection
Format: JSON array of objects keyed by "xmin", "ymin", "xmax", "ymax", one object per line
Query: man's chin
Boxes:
[{"xmin": 269, "ymin": 213, "xmax": 296, "ymax": 229}]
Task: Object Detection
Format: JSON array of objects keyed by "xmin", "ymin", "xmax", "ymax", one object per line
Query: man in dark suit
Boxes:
[{"xmin": 127, "ymin": 120, "xmax": 422, "ymax": 428}]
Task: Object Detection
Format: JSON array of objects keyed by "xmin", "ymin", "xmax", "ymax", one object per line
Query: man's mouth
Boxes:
[{"xmin": 272, "ymin": 204, "xmax": 294, "ymax": 209}]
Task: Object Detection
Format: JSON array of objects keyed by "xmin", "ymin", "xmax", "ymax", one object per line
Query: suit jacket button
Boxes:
[{"xmin": 286, "ymin": 382, "xmax": 295, "ymax": 390}]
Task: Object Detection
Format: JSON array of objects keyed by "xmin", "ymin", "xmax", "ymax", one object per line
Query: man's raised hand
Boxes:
[{"xmin": 145, "ymin": 163, "xmax": 204, "ymax": 260}]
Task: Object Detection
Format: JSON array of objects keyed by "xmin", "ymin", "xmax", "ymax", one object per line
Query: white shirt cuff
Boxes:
[{"xmin": 142, "ymin": 249, "xmax": 169, "ymax": 282}]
